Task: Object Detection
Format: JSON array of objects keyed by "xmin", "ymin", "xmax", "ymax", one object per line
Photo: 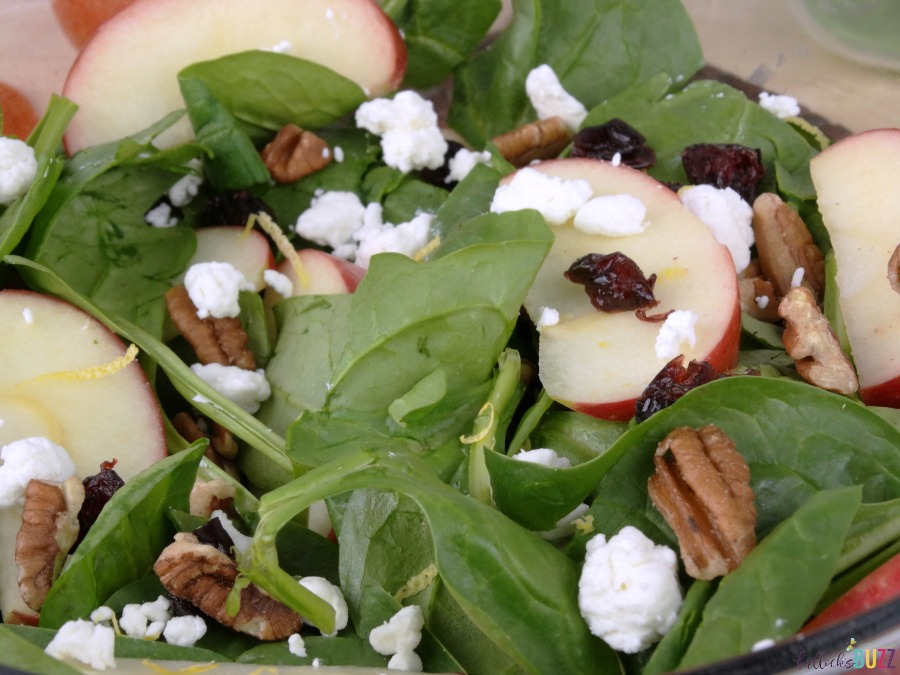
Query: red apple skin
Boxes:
[
  {"xmin": 0, "ymin": 82, "xmax": 38, "ymax": 140},
  {"xmin": 803, "ymin": 552, "xmax": 900, "ymax": 634},
  {"xmin": 51, "ymin": 0, "xmax": 136, "ymax": 48},
  {"xmin": 265, "ymin": 249, "xmax": 366, "ymax": 301},
  {"xmin": 860, "ymin": 376, "xmax": 900, "ymax": 408}
]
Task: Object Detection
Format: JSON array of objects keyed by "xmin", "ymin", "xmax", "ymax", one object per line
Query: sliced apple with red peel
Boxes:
[
  {"xmin": 51, "ymin": 0, "xmax": 136, "ymax": 48},
  {"xmin": 0, "ymin": 289, "xmax": 168, "ymax": 623},
  {"xmin": 61, "ymin": 0, "xmax": 406, "ymax": 153},
  {"xmin": 179, "ymin": 226, "xmax": 275, "ymax": 292},
  {"xmin": 518, "ymin": 158, "xmax": 741, "ymax": 421},
  {"xmin": 265, "ymin": 249, "xmax": 365, "ymax": 301},
  {"xmin": 809, "ymin": 128, "xmax": 900, "ymax": 408}
]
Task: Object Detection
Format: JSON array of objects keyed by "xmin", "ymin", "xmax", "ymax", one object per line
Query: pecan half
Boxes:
[
  {"xmin": 165, "ymin": 285, "xmax": 256, "ymax": 371},
  {"xmin": 173, "ymin": 412, "xmax": 240, "ymax": 478},
  {"xmin": 752, "ymin": 192, "xmax": 825, "ymax": 301},
  {"xmin": 648, "ymin": 425, "xmax": 756, "ymax": 580},
  {"xmin": 778, "ymin": 286, "xmax": 859, "ymax": 395},
  {"xmin": 738, "ymin": 263, "xmax": 780, "ymax": 323},
  {"xmin": 261, "ymin": 124, "xmax": 332, "ymax": 183},
  {"xmin": 189, "ymin": 479, "xmax": 237, "ymax": 519},
  {"xmin": 16, "ymin": 477, "xmax": 85, "ymax": 611},
  {"xmin": 491, "ymin": 116, "xmax": 571, "ymax": 167},
  {"xmin": 154, "ymin": 532, "xmax": 301, "ymax": 640},
  {"xmin": 889, "ymin": 243, "xmax": 900, "ymax": 294}
]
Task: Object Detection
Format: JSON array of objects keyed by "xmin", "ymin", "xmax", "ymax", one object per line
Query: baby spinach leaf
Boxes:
[
  {"xmin": 39, "ymin": 442, "xmax": 207, "ymax": 629},
  {"xmin": 238, "ymin": 290, "xmax": 273, "ymax": 367},
  {"xmin": 585, "ymin": 376, "xmax": 900, "ymax": 547},
  {"xmin": 0, "ymin": 626, "xmax": 81, "ymax": 675},
  {"xmin": 643, "ymin": 580, "xmax": 716, "ymax": 675},
  {"xmin": 179, "ymin": 51, "xmax": 366, "ymax": 135},
  {"xmin": 431, "ymin": 163, "xmax": 501, "ymax": 239},
  {"xmin": 677, "ymin": 486, "xmax": 861, "ymax": 668},
  {"xmin": 237, "ymin": 635, "xmax": 386, "ymax": 667},
  {"xmin": 449, "ymin": 0, "xmax": 703, "ymax": 146}
]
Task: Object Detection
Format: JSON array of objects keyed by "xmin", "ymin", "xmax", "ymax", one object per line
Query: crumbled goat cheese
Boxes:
[
  {"xmin": 679, "ymin": 184, "xmax": 754, "ymax": 273},
  {"xmin": 264, "ymin": 269, "xmax": 294, "ymax": 298},
  {"xmin": 163, "ymin": 615, "xmax": 208, "ymax": 647},
  {"xmin": 353, "ymin": 204, "xmax": 433, "ymax": 269},
  {"xmin": 791, "ymin": 267, "xmax": 805, "ymax": 288},
  {"xmin": 369, "ymin": 605, "xmax": 425, "ymax": 671},
  {"xmin": 119, "ymin": 597, "xmax": 172, "ymax": 639},
  {"xmin": 0, "ymin": 137, "xmax": 38, "ymax": 205},
  {"xmin": 22, "ymin": 307, "xmax": 33, "ymax": 324},
  {"xmin": 513, "ymin": 448, "xmax": 572, "ymax": 468},
  {"xmin": 333, "ymin": 146, "xmax": 345, "ymax": 163},
  {"xmin": 536, "ymin": 306, "xmax": 560, "ymax": 331},
  {"xmin": 268, "ymin": 40, "xmax": 293, "ymax": 53},
  {"xmin": 578, "ymin": 526, "xmax": 682, "ymax": 653},
  {"xmin": 574, "ymin": 194, "xmax": 649, "ymax": 236},
  {"xmin": 540, "ymin": 503, "xmax": 591, "ymax": 541},
  {"xmin": 490, "ymin": 167, "xmax": 592, "ymax": 226},
  {"xmin": 294, "ymin": 190, "xmax": 366, "ymax": 251},
  {"xmin": 168, "ymin": 172, "xmax": 203, "ymax": 207},
  {"xmin": 755, "ymin": 295, "xmax": 770, "ymax": 309},
  {"xmin": 90, "ymin": 606, "xmax": 116, "ymax": 624},
  {"xmin": 45, "ymin": 619, "xmax": 116, "ymax": 671},
  {"xmin": 299, "ymin": 576, "xmax": 349, "ymax": 637},
  {"xmin": 355, "ymin": 91, "xmax": 448, "ymax": 173},
  {"xmin": 752, "ymin": 637, "xmax": 776, "ymax": 652},
  {"xmin": 184, "ymin": 261, "xmax": 255, "ymax": 319},
  {"xmin": 0, "ymin": 437, "xmax": 76, "ymax": 508},
  {"xmin": 144, "ymin": 201, "xmax": 178, "ymax": 228},
  {"xmin": 611, "ymin": 152, "xmax": 622, "ymax": 167},
  {"xmin": 525, "ymin": 64, "xmax": 588, "ymax": 132},
  {"xmin": 446, "ymin": 148, "xmax": 492, "ymax": 183},
  {"xmin": 288, "ymin": 633, "xmax": 308, "ymax": 657},
  {"xmin": 655, "ymin": 310, "xmax": 699, "ymax": 360},
  {"xmin": 190, "ymin": 363, "xmax": 272, "ymax": 414},
  {"xmin": 758, "ymin": 91, "xmax": 801, "ymax": 119},
  {"xmin": 210, "ymin": 509, "xmax": 254, "ymax": 553}
]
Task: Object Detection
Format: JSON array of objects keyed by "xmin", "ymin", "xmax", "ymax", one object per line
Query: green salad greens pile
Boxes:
[{"xmin": 2, "ymin": 0, "xmax": 899, "ymax": 672}]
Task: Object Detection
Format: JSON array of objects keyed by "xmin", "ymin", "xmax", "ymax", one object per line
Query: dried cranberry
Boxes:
[
  {"xmin": 417, "ymin": 140, "xmax": 465, "ymax": 188},
  {"xmin": 193, "ymin": 517, "xmax": 237, "ymax": 558},
  {"xmin": 565, "ymin": 252, "xmax": 659, "ymax": 313},
  {"xmin": 571, "ymin": 119, "xmax": 657, "ymax": 169},
  {"xmin": 75, "ymin": 459, "xmax": 125, "ymax": 549},
  {"xmin": 634, "ymin": 356, "xmax": 718, "ymax": 422},
  {"xmin": 680, "ymin": 143, "xmax": 765, "ymax": 203},
  {"xmin": 203, "ymin": 189, "xmax": 276, "ymax": 228},
  {"xmin": 167, "ymin": 593, "xmax": 202, "ymax": 617}
]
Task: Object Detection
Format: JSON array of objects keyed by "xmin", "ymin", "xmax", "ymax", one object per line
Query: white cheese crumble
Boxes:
[
  {"xmin": 144, "ymin": 201, "xmax": 178, "ymax": 228},
  {"xmin": 298, "ymin": 576, "xmax": 349, "ymax": 637},
  {"xmin": 353, "ymin": 204, "xmax": 433, "ymax": 269},
  {"xmin": 752, "ymin": 637, "xmax": 776, "ymax": 652},
  {"xmin": 210, "ymin": 508, "xmax": 254, "ymax": 553},
  {"xmin": 119, "ymin": 596, "xmax": 172, "ymax": 639},
  {"xmin": 264, "ymin": 269, "xmax": 294, "ymax": 298},
  {"xmin": 45, "ymin": 619, "xmax": 116, "ymax": 671},
  {"xmin": 190, "ymin": 363, "xmax": 272, "ymax": 414},
  {"xmin": 758, "ymin": 92, "xmax": 801, "ymax": 119},
  {"xmin": 611, "ymin": 152, "xmax": 622, "ymax": 167},
  {"xmin": 655, "ymin": 310, "xmax": 699, "ymax": 360},
  {"xmin": 490, "ymin": 167, "xmax": 592, "ymax": 226},
  {"xmin": 22, "ymin": 307, "xmax": 33, "ymax": 324},
  {"xmin": 755, "ymin": 296, "xmax": 770, "ymax": 309},
  {"xmin": 536, "ymin": 306, "xmax": 560, "ymax": 331},
  {"xmin": 333, "ymin": 146, "xmax": 345, "ymax": 163},
  {"xmin": 525, "ymin": 64, "xmax": 588, "ymax": 132},
  {"xmin": 791, "ymin": 267, "xmax": 805, "ymax": 288},
  {"xmin": 513, "ymin": 448, "xmax": 572, "ymax": 468},
  {"xmin": 295, "ymin": 190, "xmax": 367, "ymax": 251},
  {"xmin": 446, "ymin": 148, "xmax": 492, "ymax": 183},
  {"xmin": 0, "ymin": 136, "xmax": 38, "ymax": 205},
  {"xmin": 369, "ymin": 605, "xmax": 425, "ymax": 671},
  {"xmin": 168, "ymin": 173, "xmax": 203, "ymax": 207},
  {"xmin": 355, "ymin": 91, "xmax": 448, "ymax": 173},
  {"xmin": 288, "ymin": 633, "xmax": 308, "ymax": 657},
  {"xmin": 0, "ymin": 437, "xmax": 76, "ymax": 508},
  {"xmin": 163, "ymin": 615, "xmax": 208, "ymax": 647},
  {"xmin": 578, "ymin": 526, "xmax": 682, "ymax": 653},
  {"xmin": 268, "ymin": 40, "xmax": 293, "ymax": 54},
  {"xmin": 573, "ymin": 194, "xmax": 649, "ymax": 236},
  {"xmin": 678, "ymin": 184, "xmax": 754, "ymax": 273},
  {"xmin": 184, "ymin": 261, "xmax": 254, "ymax": 319}
]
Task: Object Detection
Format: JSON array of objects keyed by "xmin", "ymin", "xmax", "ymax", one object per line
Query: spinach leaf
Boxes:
[
  {"xmin": 238, "ymin": 635, "xmax": 386, "ymax": 667},
  {"xmin": 449, "ymin": 0, "xmax": 703, "ymax": 146},
  {"xmin": 238, "ymin": 290, "xmax": 273, "ymax": 367},
  {"xmin": 431, "ymin": 163, "xmax": 501, "ymax": 239},
  {"xmin": 381, "ymin": 0, "xmax": 502, "ymax": 90},
  {"xmin": 584, "ymin": 376, "xmax": 900, "ymax": 547},
  {"xmin": 39, "ymin": 441, "xmax": 206, "ymax": 629},
  {"xmin": 0, "ymin": 626, "xmax": 81, "ymax": 675},
  {"xmin": 642, "ymin": 580, "xmax": 716, "ymax": 675},
  {"xmin": 179, "ymin": 51, "xmax": 366, "ymax": 137},
  {"xmin": 677, "ymin": 486, "xmax": 861, "ymax": 668}
]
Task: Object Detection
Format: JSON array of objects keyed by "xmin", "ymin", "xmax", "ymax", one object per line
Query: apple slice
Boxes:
[
  {"xmin": 178, "ymin": 226, "xmax": 275, "ymax": 292},
  {"xmin": 62, "ymin": 0, "xmax": 406, "ymax": 152},
  {"xmin": 264, "ymin": 249, "xmax": 365, "ymax": 304},
  {"xmin": 0, "ymin": 289, "xmax": 168, "ymax": 623},
  {"xmin": 809, "ymin": 128, "xmax": 900, "ymax": 408},
  {"xmin": 0, "ymin": 82, "xmax": 38, "ymax": 140},
  {"xmin": 518, "ymin": 158, "xmax": 741, "ymax": 421},
  {"xmin": 51, "ymin": 0, "xmax": 136, "ymax": 48}
]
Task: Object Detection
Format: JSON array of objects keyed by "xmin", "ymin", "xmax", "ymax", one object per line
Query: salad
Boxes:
[{"xmin": 1, "ymin": 0, "xmax": 900, "ymax": 672}]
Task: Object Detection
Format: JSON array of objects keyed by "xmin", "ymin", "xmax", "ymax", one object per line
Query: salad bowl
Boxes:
[{"xmin": 1, "ymin": 0, "xmax": 900, "ymax": 673}]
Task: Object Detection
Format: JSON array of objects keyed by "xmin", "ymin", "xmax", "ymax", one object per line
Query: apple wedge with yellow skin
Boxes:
[
  {"xmin": 519, "ymin": 158, "xmax": 741, "ymax": 421},
  {"xmin": 810, "ymin": 128, "xmax": 900, "ymax": 408},
  {"xmin": 0, "ymin": 290, "xmax": 167, "ymax": 624},
  {"xmin": 62, "ymin": 0, "xmax": 406, "ymax": 152}
]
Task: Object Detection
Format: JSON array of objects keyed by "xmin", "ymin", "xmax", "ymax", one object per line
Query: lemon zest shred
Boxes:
[
  {"xmin": 414, "ymin": 235, "xmax": 441, "ymax": 261},
  {"xmin": 141, "ymin": 660, "xmax": 220, "ymax": 674},
  {"xmin": 459, "ymin": 402, "xmax": 494, "ymax": 445},
  {"xmin": 248, "ymin": 212, "xmax": 310, "ymax": 290},
  {"xmin": 26, "ymin": 344, "xmax": 139, "ymax": 384},
  {"xmin": 574, "ymin": 514, "xmax": 595, "ymax": 535},
  {"xmin": 394, "ymin": 563, "xmax": 439, "ymax": 602}
]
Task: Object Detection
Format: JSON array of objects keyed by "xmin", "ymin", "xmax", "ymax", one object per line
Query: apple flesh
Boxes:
[
  {"xmin": 809, "ymin": 128, "xmax": 900, "ymax": 408},
  {"xmin": 0, "ymin": 290, "xmax": 168, "ymax": 623},
  {"xmin": 264, "ymin": 249, "xmax": 365, "ymax": 304},
  {"xmin": 179, "ymin": 226, "xmax": 275, "ymax": 292},
  {"xmin": 62, "ymin": 0, "xmax": 406, "ymax": 152},
  {"xmin": 518, "ymin": 158, "xmax": 741, "ymax": 421},
  {"xmin": 51, "ymin": 0, "xmax": 136, "ymax": 48}
]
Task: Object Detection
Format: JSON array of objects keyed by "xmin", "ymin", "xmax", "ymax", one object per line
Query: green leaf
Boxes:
[
  {"xmin": 642, "ymin": 580, "xmax": 716, "ymax": 675},
  {"xmin": 0, "ymin": 625, "xmax": 81, "ymax": 675},
  {"xmin": 238, "ymin": 635, "xmax": 386, "ymax": 667},
  {"xmin": 39, "ymin": 442, "xmax": 206, "ymax": 629},
  {"xmin": 678, "ymin": 486, "xmax": 861, "ymax": 668}
]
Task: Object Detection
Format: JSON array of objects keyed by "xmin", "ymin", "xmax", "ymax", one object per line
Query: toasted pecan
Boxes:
[
  {"xmin": 261, "ymin": 124, "xmax": 332, "ymax": 183},
  {"xmin": 492, "ymin": 116, "xmax": 571, "ymax": 167}
]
